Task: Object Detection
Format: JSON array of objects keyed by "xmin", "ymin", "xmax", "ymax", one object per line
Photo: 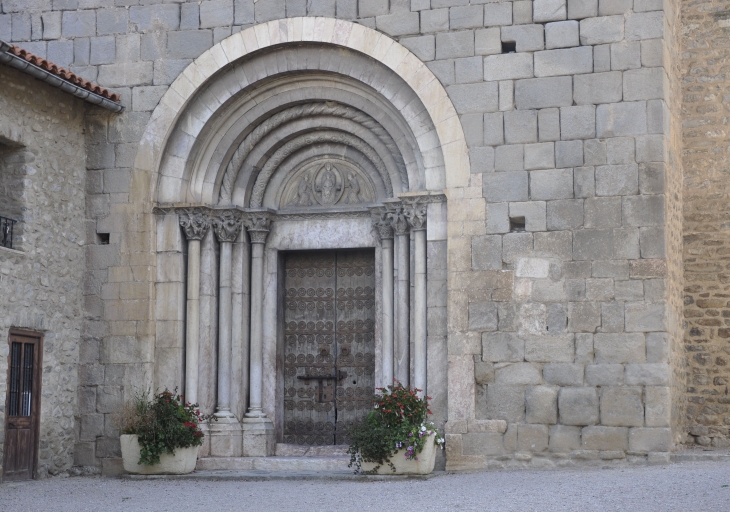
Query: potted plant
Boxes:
[
  {"xmin": 117, "ymin": 389, "xmax": 206, "ymax": 475},
  {"xmin": 347, "ymin": 383, "xmax": 444, "ymax": 475}
]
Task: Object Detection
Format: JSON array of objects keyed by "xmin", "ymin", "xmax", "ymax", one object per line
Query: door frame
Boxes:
[{"xmin": 2, "ymin": 328, "xmax": 43, "ymax": 482}]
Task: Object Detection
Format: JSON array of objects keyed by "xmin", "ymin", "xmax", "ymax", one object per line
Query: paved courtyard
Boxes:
[{"xmin": 2, "ymin": 460, "xmax": 729, "ymax": 512}]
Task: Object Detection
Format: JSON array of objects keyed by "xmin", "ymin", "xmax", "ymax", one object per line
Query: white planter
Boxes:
[
  {"xmin": 360, "ymin": 433, "xmax": 438, "ymax": 475},
  {"xmin": 120, "ymin": 434, "xmax": 199, "ymax": 475}
]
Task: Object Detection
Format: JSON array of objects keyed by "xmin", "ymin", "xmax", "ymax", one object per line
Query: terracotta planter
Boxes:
[
  {"xmin": 360, "ymin": 433, "xmax": 437, "ymax": 475},
  {"xmin": 120, "ymin": 434, "xmax": 199, "ymax": 475}
]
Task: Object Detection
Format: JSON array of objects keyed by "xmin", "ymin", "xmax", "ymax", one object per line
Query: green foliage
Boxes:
[
  {"xmin": 346, "ymin": 383, "xmax": 443, "ymax": 474},
  {"xmin": 119, "ymin": 389, "xmax": 211, "ymax": 466}
]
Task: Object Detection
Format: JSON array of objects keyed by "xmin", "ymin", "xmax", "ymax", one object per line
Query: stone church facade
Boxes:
[{"xmin": 0, "ymin": 0, "xmax": 726, "ymax": 478}]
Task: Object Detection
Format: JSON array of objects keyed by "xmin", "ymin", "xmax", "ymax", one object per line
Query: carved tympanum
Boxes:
[{"xmin": 280, "ymin": 161, "xmax": 375, "ymax": 209}]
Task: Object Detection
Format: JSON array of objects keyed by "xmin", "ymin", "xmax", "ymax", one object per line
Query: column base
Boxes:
[
  {"xmin": 209, "ymin": 417, "xmax": 243, "ymax": 457},
  {"xmin": 198, "ymin": 422, "xmax": 211, "ymax": 458},
  {"xmin": 241, "ymin": 416, "xmax": 276, "ymax": 456}
]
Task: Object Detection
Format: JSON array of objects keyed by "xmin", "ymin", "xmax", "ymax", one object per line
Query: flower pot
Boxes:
[
  {"xmin": 360, "ymin": 433, "xmax": 437, "ymax": 475},
  {"xmin": 120, "ymin": 434, "xmax": 199, "ymax": 475}
]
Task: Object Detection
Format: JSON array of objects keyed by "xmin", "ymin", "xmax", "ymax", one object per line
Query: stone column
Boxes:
[
  {"xmin": 241, "ymin": 213, "xmax": 275, "ymax": 456},
  {"xmin": 210, "ymin": 210, "xmax": 243, "ymax": 456},
  {"xmin": 179, "ymin": 209, "xmax": 210, "ymax": 407},
  {"xmin": 373, "ymin": 212, "xmax": 395, "ymax": 388},
  {"xmin": 405, "ymin": 199, "xmax": 428, "ymax": 397},
  {"xmin": 391, "ymin": 205, "xmax": 410, "ymax": 387}
]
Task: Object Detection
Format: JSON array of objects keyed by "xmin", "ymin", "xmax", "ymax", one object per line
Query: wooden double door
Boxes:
[
  {"xmin": 3, "ymin": 331, "xmax": 42, "ymax": 481},
  {"xmin": 283, "ymin": 249, "xmax": 376, "ymax": 446}
]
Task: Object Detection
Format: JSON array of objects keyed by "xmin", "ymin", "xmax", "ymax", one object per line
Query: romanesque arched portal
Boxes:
[{"xmin": 136, "ymin": 18, "xmax": 469, "ymax": 457}]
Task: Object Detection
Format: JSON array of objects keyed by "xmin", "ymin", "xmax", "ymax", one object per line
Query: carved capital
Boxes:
[
  {"xmin": 243, "ymin": 214, "xmax": 271, "ymax": 245},
  {"xmin": 212, "ymin": 209, "xmax": 243, "ymax": 243},
  {"xmin": 386, "ymin": 206, "xmax": 409, "ymax": 236},
  {"xmin": 372, "ymin": 211, "xmax": 394, "ymax": 240},
  {"xmin": 179, "ymin": 208, "xmax": 211, "ymax": 240},
  {"xmin": 403, "ymin": 199, "xmax": 427, "ymax": 231}
]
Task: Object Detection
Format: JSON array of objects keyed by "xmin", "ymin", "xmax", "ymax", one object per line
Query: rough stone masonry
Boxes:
[{"xmin": 1, "ymin": 0, "xmax": 726, "ymax": 476}]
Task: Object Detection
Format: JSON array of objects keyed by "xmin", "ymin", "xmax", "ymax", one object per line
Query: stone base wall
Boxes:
[
  {"xmin": 0, "ymin": 64, "xmax": 86, "ymax": 478},
  {"xmin": 680, "ymin": 0, "xmax": 730, "ymax": 446}
]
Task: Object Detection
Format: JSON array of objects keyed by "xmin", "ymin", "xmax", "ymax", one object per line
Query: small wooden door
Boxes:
[
  {"xmin": 3, "ymin": 330, "xmax": 42, "ymax": 482},
  {"xmin": 283, "ymin": 249, "xmax": 375, "ymax": 446}
]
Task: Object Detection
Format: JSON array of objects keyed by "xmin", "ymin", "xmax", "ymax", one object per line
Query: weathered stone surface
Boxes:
[
  {"xmin": 600, "ymin": 387, "xmax": 644, "ymax": 427},
  {"xmin": 559, "ymin": 387, "xmax": 599, "ymax": 425},
  {"xmin": 581, "ymin": 426, "xmax": 628, "ymax": 450}
]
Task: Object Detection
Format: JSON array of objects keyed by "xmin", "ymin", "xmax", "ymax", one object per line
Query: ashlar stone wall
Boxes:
[
  {"xmin": 0, "ymin": 64, "xmax": 86, "ymax": 478},
  {"xmin": 0, "ymin": 0, "xmax": 683, "ymax": 469}
]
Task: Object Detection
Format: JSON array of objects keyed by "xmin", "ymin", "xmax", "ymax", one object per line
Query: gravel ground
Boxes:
[{"xmin": 2, "ymin": 461, "xmax": 730, "ymax": 512}]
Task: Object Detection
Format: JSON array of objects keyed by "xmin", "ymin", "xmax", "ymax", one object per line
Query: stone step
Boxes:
[{"xmin": 196, "ymin": 455, "xmax": 351, "ymax": 472}]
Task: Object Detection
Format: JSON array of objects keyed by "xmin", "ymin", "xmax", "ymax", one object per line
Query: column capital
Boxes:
[
  {"xmin": 212, "ymin": 209, "xmax": 243, "ymax": 243},
  {"xmin": 371, "ymin": 211, "xmax": 394, "ymax": 240},
  {"xmin": 403, "ymin": 198, "xmax": 427, "ymax": 232},
  {"xmin": 384, "ymin": 204, "xmax": 409, "ymax": 236},
  {"xmin": 243, "ymin": 213, "xmax": 271, "ymax": 244},
  {"xmin": 179, "ymin": 208, "xmax": 211, "ymax": 240}
]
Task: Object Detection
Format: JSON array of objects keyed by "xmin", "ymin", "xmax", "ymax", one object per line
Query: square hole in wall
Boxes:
[
  {"xmin": 501, "ymin": 41, "xmax": 516, "ymax": 54},
  {"xmin": 509, "ymin": 217, "xmax": 525, "ymax": 232},
  {"xmin": 97, "ymin": 233, "xmax": 110, "ymax": 245}
]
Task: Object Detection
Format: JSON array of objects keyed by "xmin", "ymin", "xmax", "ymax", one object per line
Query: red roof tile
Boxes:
[{"xmin": 8, "ymin": 45, "xmax": 121, "ymax": 103}]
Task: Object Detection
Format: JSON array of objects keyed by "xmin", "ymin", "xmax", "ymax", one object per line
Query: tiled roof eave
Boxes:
[{"xmin": 0, "ymin": 39, "xmax": 124, "ymax": 113}]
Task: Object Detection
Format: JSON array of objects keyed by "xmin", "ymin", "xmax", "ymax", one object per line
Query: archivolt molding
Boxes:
[
  {"xmin": 218, "ymin": 102, "xmax": 408, "ymax": 204},
  {"xmin": 138, "ymin": 17, "xmax": 470, "ymax": 203},
  {"xmin": 249, "ymin": 130, "xmax": 393, "ymax": 208}
]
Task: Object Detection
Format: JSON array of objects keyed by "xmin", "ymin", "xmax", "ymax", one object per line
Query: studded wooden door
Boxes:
[{"xmin": 283, "ymin": 249, "xmax": 375, "ymax": 446}]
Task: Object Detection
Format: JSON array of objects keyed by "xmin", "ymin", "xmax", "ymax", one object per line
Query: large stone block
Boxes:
[
  {"xmin": 594, "ymin": 333, "xmax": 645, "ymax": 363},
  {"xmin": 526, "ymin": 385, "xmax": 559, "ymax": 424},
  {"xmin": 495, "ymin": 363, "xmax": 543, "ymax": 385},
  {"xmin": 534, "ymin": 46, "xmax": 592, "ymax": 77},
  {"xmin": 573, "ymin": 228, "xmax": 639, "ymax": 260},
  {"xmin": 568, "ymin": 302, "xmax": 601, "ymax": 332},
  {"xmin": 495, "ymin": 145, "xmax": 525, "ymax": 171},
  {"xmin": 437, "ymin": 31, "xmax": 475, "ymax": 60},
  {"xmin": 622, "ymin": 195, "xmax": 665, "ymax": 226},
  {"xmin": 62, "ymin": 10, "xmax": 96, "ymax": 38},
  {"xmin": 447, "ymin": 82, "xmax": 499, "ymax": 114},
  {"xmin": 600, "ymin": 387, "xmax": 644, "ymax": 427},
  {"xmin": 645, "ymin": 386, "xmax": 671, "ymax": 427},
  {"xmin": 518, "ymin": 424, "xmax": 549, "ymax": 452},
  {"xmin": 624, "ymin": 302, "xmax": 665, "ymax": 332},
  {"xmin": 376, "ymin": 12, "xmax": 420, "ymax": 36},
  {"xmin": 625, "ymin": 11, "xmax": 664, "ymax": 41},
  {"xmin": 525, "ymin": 335, "xmax": 574, "ymax": 363},
  {"xmin": 472, "ymin": 235, "xmax": 502, "ymax": 271},
  {"xmin": 559, "ymin": 387, "xmax": 599, "ymax": 425},
  {"xmin": 574, "ymin": 72, "xmax": 623, "ymax": 105},
  {"xmin": 501, "ymin": 24, "xmax": 545, "ymax": 52},
  {"xmin": 584, "ymin": 197, "xmax": 621, "ymax": 228},
  {"xmin": 555, "ymin": 140, "xmax": 584, "ymax": 168},
  {"xmin": 504, "ymin": 110, "xmax": 538, "ymax": 144},
  {"xmin": 461, "ymin": 432, "xmax": 505, "ymax": 456},
  {"xmin": 475, "ymin": 27, "xmax": 502, "ymax": 55},
  {"xmin": 596, "ymin": 102, "xmax": 648, "ymax": 137},
  {"xmin": 485, "ymin": 384, "xmax": 526, "ymax": 422},
  {"xmin": 579, "ymin": 16, "xmax": 624, "ymax": 45},
  {"xmin": 515, "ymin": 77, "xmax": 573, "ymax": 109},
  {"xmin": 525, "ymin": 142, "xmax": 556, "ymax": 170},
  {"xmin": 560, "ymin": 105, "xmax": 596, "ymax": 140},
  {"xmin": 484, "ymin": 171, "xmax": 528, "ymax": 202},
  {"xmin": 530, "ymin": 169, "xmax": 574, "ymax": 200},
  {"xmin": 544, "ymin": 363, "xmax": 584, "ymax": 386},
  {"xmin": 547, "ymin": 200, "xmax": 583, "ymax": 230},
  {"xmin": 625, "ymin": 363, "xmax": 669, "ymax": 385},
  {"xmin": 534, "ymin": 0, "xmax": 568, "ymax": 22},
  {"xmin": 545, "ymin": 20, "xmax": 579, "ymax": 49},
  {"xmin": 581, "ymin": 426, "xmax": 628, "ymax": 450},
  {"xmin": 482, "ymin": 332, "xmax": 525, "ymax": 362},
  {"xmin": 586, "ymin": 364, "xmax": 624, "ymax": 385},
  {"xmin": 628, "ymin": 428, "xmax": 671, "ymax": 452},
  {"xmin": 538, "ymin": 108, "xmax": 561, "ymax": 141},
  {"xmin": 469, "ymin": 301, "xmax": 499, "ymax": 331},
  {"xmin": 484, "ymin": 3, "xmax": 513, "ymax": 26},
  {"xmin": 549, "ymin": 425, "xmax": 581, "ymax": 452},
  {"xmin": 611, "ymin": 41, "xmax": 641, "ymax": 70},
  {"xmin": 484, "ymin": 53, "xmax": 534, "ymax": 82},
  {"xmin": 595, "ymin": 164, "xmax": 639, "ymax": 196}
]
